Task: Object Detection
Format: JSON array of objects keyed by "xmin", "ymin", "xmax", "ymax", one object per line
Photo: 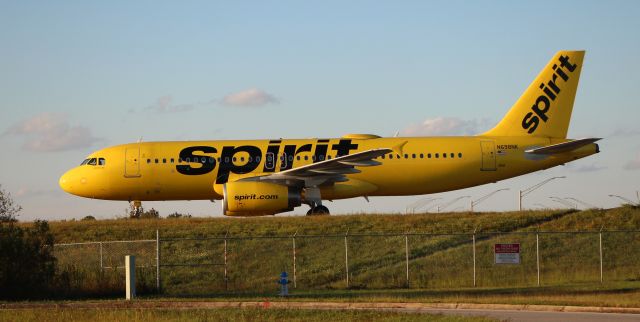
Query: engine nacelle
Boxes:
[{"xmin": 222, "ymin": 181, "xmax": 301, "ymax": 216}]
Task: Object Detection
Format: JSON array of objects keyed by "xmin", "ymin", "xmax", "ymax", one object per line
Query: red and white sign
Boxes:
[{"xmin": 494, "ymin": 243, "xmax": 520, "ymax": 264}]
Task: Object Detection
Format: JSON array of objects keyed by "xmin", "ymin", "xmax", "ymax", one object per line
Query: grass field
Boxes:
[
  {"xmin": 35, "ymin": 206, "xmax": 640, "ymax": 306},
  {"xmin": 0, "ymin": 307, "xmax": 496, "ymax": 322}
]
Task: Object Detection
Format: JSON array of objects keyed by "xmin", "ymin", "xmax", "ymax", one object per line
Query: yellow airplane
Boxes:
[{"xmin": 59, "ymin": 50, "xmax": 600, "ymax": 216}]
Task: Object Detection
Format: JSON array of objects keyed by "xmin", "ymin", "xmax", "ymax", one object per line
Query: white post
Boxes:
[
  {"xmin": 125, "ymin": 255, "xmax": 136, "ymax": 300},
  {"xmin": 405, "ymin": 234, "xmax": 409, "ymax": 287},
  {"xmin": 344, "ymin": 235, "xmax": 349, "ymax": 288},
  {"xmin": 536, "ymin": 233, "xmax": 540, "ymax": 286}
]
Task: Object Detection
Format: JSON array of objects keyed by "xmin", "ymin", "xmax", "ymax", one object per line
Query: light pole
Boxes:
[
  {"xmin": 565, "ymin": 197, "xmax": 597, "ymax": 209},
  {"xmin": 471, "ymin": 188, "xmax": 510, "ymax": 212},
  {"xmin": 406, "ymin": 197, "xmax": 442, "ymax": 214},
  {"xmin": 608, "ymin": 194, "xmax": 638, "ymax": 206},
  {"xmin": 550, "ymin": 196, "xmax": 576, "ymax": 209},
  {"xmin": 439, "ymin": 196, "xmax": 471, "ymax": 213},
  {"xmin": 519, "ymin": 176, "xmax": 566, "ymax": 211}
]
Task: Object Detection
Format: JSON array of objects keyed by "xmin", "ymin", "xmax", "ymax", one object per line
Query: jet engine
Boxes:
[{"xmin": 222, "ymin": 181, "xmax": 301, "ymax": 216}]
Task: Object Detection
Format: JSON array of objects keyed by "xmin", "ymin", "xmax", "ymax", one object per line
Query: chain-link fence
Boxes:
[{"xmin": 53, "ymin": 230, "xmax": 640, "ymax": 296}]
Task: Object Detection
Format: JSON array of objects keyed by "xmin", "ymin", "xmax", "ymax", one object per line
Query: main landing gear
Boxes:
[
  {"xmin": 129, "ymin": 200, "xmax": 143, "ymax": 218},
  {"xmin": 306, "ymin": 205, "xmax": 330, "ymax": 216}
]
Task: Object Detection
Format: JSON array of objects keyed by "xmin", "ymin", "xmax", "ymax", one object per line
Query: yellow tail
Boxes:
[{"xmin": 482, "ymin": 51, "xmax": 585, "ymax": 138}]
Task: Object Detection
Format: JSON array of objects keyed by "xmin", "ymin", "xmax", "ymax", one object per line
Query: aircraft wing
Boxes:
[
  {"xmin": 240, "ymin": 148, "xmax": 392, "ymax": 187},
  {"xmin": 524, "ymin": 138, "xmax": 601, "ymax": 155}
]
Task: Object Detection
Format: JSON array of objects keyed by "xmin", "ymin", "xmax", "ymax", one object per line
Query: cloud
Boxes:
[
  {"xmin": 402, "ymin": 117, "xmax": 490, "ymax": 136},
  {"xmin": 610, "ymin": 127, "xmax": 640, "ymax": 137},
  {"xmin": 567, "ymin": 163, "xmax": 607, "ymax": 173},
  {"xmin": 221, "ymin": 88, "xmax": 279, "ymax": 107},
  {"xmin": 145, "ymin": 95, "xmax": 195, "ymax": 113},
  {"xmin": 624, "ymin": 152, "xmax": 640, "ymax": 170},
  {"xmin": 15, "ymin": 187, "xmax": 62, "ymax": 198},
  {"xmin": 4, "ymin": 113, "xmax": 103, "ymax": 152}
]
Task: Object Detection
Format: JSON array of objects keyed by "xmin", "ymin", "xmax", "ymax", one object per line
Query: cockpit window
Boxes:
[
  {"xmin": 87, "ymin": 158, "xmax": 97, "ymax": 166},
  {"xmin": 98, "ymin": 158, "xmax": 106, "ymax": 166},
  {"xmin": 80, "ymin": 159, "xmax": 90, "ymax": 165}
]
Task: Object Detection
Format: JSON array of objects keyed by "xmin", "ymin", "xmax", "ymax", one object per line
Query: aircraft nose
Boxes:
[
  {"xmin": 59, "ymin": 169, "xmax": 85, "ymax": 195},
  {"xmin": 59, "ymin": 170, "xmax": 73, "ymax": 194}
]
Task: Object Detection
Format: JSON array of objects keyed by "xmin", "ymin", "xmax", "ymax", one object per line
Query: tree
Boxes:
[
  {"xmin": 0, "ymin": 185, "xmax": 56, "ymax": 299},
  {"xmin": 0, "ymin": 185, "xmax": 21, "ymax": 223}
]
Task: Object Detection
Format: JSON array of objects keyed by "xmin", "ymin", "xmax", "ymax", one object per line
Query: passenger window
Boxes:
[
  {"xmin": 459, "ymin": 153, "xmax": 462, "ymax": 158},
  {"xmin": 328, "ymin": 155, "xmax": 332, "ymax": 160},
  {"xmin": 389, "ymin": 154, "xmax": 394, "ymax": 159},
  {"xmin": 428, "ymin": 153, "xmax": 432, "ymax": 158},
  {"xmin": 98, "ymin": 158, "xmax": 106, "ymax": 166},
  {"xmin": 443, "ymin": 153, "xmax": 447, "ymax": 158},
  {"xmin": 225, "ymin": 157, "xmax": 230, "ymax": 163},
  {"xmin": 404, "ymin": 154, "xmax": 408, "ymax": 159},
  {"xmin": 155, "ymin": 159, "xmax": 159, "ymax": 163},
  {"xmin": 435, "ymin": 153, "xmax": 439, "ymax": 158},
  {"xmin": 209, "ymin": 157, "xmax": 214, "ymax": 164},
  {"xmin": 312, "ymin": 155, "xmax": 316, "ymax": 161},
  {"xmin": 450, "ymin": 153, "xmax": 454, "ymax": 158},
  {"xmin": 217, "ymin": 157, "xmax": 221, "ymax": 162},
  {"xmin": 381, "ymin": 155, "xmax": 385, "ymax": 159},
  {"xmin": 412, "ymin": 154, "xmax": 416, "ymax": 159},
  {"xmin": 163, "ymin": 158, "xmax": 166, "ymax": 163},
  {"xmin": 240, "ymin": 157, "xmax": 245, "ymax": 162},
  {"xmin": 304, "ymin": 156, "xmax": 308, "ymax": 161},
  {"xmin": 201, "ymin": 157, "xmax": 206, "ymax": 163},
  {"xmin": 256, "ymin": 156, "xmax": 261, "ymax": 162},
  {"xmin": 170, "ymin": 158, "xmax": 175, "ymax": 163},
  {"xmin": 296, "ymin": 156, "xmax": 301, "ymax": 161},
  {"xmin": 233, "ymin": 157, "xmax": 237, "ymax": 162},
  {"xmin": 420, "ymin": 154, "xmax": 424, "ymax": 159},
  {"xmin": 289, "ymin": 155, "xmax": 294, "ymax": 161},
  {"xmin": 396, "ymin": 154, "xmax": 401, "ymax": 159},
  {"xmin": 147, "ymin": 159, "xmax": 151, "ymax": 164}
]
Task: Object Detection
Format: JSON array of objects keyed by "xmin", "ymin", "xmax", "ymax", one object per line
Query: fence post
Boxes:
[
  {"xmin": 536, "ymin": 232, "xmax": 540, "ymax": 286},
  {"xmin": 99, "ymin": 242, "xmax": 103, "ymax": 271},
  {"xmin": 599, "ymin": 229, "xmax": 603, "ymax": 283},
  {"xmin": 292, "ymin": 231, "xmax": 297, "ymax": 289},
  {"xmin": 344, "ymin": 230, "xmax": 349, "ymax": 288},
  {"xmin": 156, "ymin": 230, "xmax": 161, "ymax": 293},
  {"xmin": 472, "ymin": 230, "xmax": 477, "ymax": 287},
  {"xmin": 405, "ymin": 234, "xmax": 410, "ymax": 288},
  {"xmin": 224, "ymin": 230, "xmax": 228, "ymax": 291}
]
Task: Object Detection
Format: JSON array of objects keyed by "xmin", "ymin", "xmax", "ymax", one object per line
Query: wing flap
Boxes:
[{"xmin": 240, "ymin": 148, "xmax": 391, "ymax": 186}]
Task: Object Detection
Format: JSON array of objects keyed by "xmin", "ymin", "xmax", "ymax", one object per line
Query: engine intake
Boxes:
[{"xmin": 222, "ymin": 181, "xmax": 301, "ymax": 216}]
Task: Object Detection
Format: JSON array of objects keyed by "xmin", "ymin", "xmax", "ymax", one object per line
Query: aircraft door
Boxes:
[
  {"xmin": 480, "ymin": 140, "xmax": 497, "ymax": 171},
  {"xmin": 125, "ymin": 147, "xmax": 141, "ymax": 177}
]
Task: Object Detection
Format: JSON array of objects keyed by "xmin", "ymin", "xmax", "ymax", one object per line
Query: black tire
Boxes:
[{"xmin": 306, "ymin": 205, "xmax": 330, "ymax": 216}]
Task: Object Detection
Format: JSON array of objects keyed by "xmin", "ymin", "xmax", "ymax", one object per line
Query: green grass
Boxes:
[
  {"xmin": 0, "ymin": 307, "xmax": 497, "ymax": 322},
  {"xmin": 35, "ymin": 206, "xmax": 640, "ymax": 304}
]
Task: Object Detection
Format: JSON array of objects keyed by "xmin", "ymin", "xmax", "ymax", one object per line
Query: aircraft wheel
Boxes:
[{"xmin": 306, "ymin": 205, "xmax": 330, "ymax": 216}]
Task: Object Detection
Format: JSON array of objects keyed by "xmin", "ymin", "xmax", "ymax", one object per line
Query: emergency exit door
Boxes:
[
  {"xmin": 480, "ymin": 141, "xmax": 497, "ymax": 171},
  {"xmin": 124, "ymin": 147, "xmax": 141, "ymax": 177}
]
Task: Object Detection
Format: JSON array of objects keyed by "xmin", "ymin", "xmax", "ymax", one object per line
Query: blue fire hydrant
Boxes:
[{"xmin": 278, "ymin": 271, "xmax": 290, "ymax": 296}]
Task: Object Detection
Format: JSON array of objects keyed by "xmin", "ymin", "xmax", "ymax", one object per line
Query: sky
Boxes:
[{"xmin": 1, "ymin": 1, "xmax": 639, "ymax": 221}]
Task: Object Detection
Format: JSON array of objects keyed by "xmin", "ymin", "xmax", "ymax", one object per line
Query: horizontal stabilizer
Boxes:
[{"xmin": 525, "ymin": 138, "xmax": 601, "ymax": 155}]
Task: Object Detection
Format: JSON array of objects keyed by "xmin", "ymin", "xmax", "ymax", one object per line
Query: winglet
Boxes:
[{"xmin": 392, "ymin": 141, "xmax": 408, "ymax": 155}]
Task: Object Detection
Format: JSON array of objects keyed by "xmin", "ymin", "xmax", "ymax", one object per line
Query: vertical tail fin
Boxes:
[{"xmin": 482, "ymin": 51, "xmax": 585, "ymax": 138}]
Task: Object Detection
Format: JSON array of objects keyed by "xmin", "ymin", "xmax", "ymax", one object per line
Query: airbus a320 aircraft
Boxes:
[{"xmin": 60, "ymin": 51, "xmax": 600, "ymax": 216}]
